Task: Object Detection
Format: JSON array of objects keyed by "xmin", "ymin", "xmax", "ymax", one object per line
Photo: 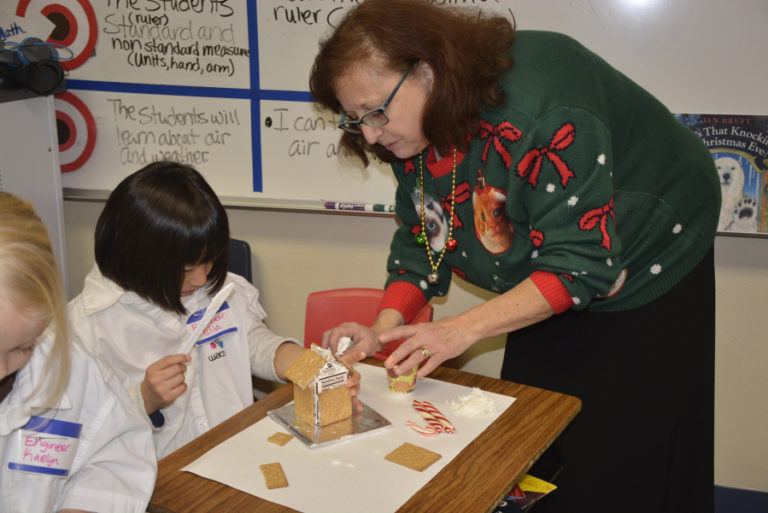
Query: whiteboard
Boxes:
[{"xmin": 9, "ymin": 0, "xmax": 764, "ymax": 210}]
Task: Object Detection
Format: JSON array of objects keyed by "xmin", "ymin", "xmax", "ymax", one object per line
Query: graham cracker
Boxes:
[
  {"xmin": 284, "ymin": 350, "xmax": 326, "ymax": 389},
  {"xmin": 292, "ymin": 384, "xmax": 314, "ymax": 425},
  {"xmin": 316, "ymin": 384, "xmax": 352, "ymax": 426},
  {"xmin": 292, "ymin": 384, "xmax": 352, "ymax": 427},
  {"xmin": 267, "ymin": 432, "xmax": 293, "ymax": 447},
  {"xmin": 259, "ymin": 462, "xmax": 288, "ymax": 489},
  {"xmin": 385, "ymin": 442, "xmax": 442, "ymax": 472}
]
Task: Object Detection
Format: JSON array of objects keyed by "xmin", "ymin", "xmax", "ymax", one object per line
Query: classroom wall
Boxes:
[{"xmin": 63, "ymin": 199, "xmax": 768, "ymax": 494}]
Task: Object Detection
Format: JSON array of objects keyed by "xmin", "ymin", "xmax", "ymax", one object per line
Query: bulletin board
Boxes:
[{"xmin": 5, "ymin": 0, "xmax": 768, "ymax": 222}]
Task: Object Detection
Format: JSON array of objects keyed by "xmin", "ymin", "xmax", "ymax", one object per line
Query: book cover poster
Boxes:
[{"xmin": 676, "ymin": 114, "xmax": 768, "ymax": 235}]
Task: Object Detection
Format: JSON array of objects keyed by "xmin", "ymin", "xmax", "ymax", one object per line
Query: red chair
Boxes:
[{"xmin": 304, "ymin": 288, "xmax": 433, "ymax": 360}]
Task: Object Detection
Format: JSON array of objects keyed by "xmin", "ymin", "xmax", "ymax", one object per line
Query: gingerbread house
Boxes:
[{"xmin": 285, "ymin": 344, "xmax": 352, "ymax": 427}]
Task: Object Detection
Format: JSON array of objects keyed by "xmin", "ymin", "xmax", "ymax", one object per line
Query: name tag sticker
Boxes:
[
  {"xmin": 9, "ymin": 416, "xmax": 82, "ymax": 477},
  {"xmin": 186, "ymin": 301, "xmax": 238, "ymax": 348}
]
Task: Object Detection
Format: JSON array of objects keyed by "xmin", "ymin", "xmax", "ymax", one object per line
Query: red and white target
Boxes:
[
  {"xmin": 55, "ymin": 91, "xmax": 96, "ymax": 173},
  {"xmin": 15, "ymin": 0, "xmax": 97, "ymax": 70}
]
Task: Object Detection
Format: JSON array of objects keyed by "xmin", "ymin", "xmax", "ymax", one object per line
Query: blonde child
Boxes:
[
  {"xmin": 69, "ymin": 161, "xmax": 362, "ymax": 458},
  {"xmin": 0, "ymin": 191, "xmax": 156, "ymax": 513}
]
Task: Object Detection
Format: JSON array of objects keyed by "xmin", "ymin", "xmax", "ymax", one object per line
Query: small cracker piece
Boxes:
[
  {"xmin": 267, "ymin": 432, "xmax": 293, "ymax": 447},
  {"xmin": 260, "ymin": 462, "xmax": 288, "ymax": 489},
  {"xmin": 385, "ymin": 442, "xmax": 441, "ymax": 472}
]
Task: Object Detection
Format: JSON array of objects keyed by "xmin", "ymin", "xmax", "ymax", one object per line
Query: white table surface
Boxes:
[{"xmin": 182, "ymin": 363, "xmax": 516, "ymax": 513}]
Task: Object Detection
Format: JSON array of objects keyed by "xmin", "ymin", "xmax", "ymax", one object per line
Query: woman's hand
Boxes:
[
  {"xmin": 140, "ymin": 354, "xmax": 190, "ymax": 414},
  {"xmin": 320, "ymin": 308, "xmax": 406, "ymax": 358},
  {"xmin": 338, "ymin": 350, "xmax": 366, "ymax": 411},
  {"xmin": 320, "ymin": 322, "xmax": 383, "ymax": 358},
  {"xmin": 382, "ymin": 278, "xmax": 556, "ymax": 378},
  {"xmin": 381, "ymin": 318, "xmax": 475, "ymax": 378}
]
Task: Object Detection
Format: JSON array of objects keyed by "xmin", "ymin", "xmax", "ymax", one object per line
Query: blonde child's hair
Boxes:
[{"xmin": 0, "ymin": 191, "xmax": 69, "ymax": 409}]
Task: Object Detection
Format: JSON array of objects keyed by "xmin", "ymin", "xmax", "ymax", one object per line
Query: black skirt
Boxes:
[{"xmin": 502, "ymin": 246, "xmax": 715, "ymax": 513}]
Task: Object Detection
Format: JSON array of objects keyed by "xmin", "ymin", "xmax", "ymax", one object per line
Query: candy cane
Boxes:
[
  {"xmin": 405, "ymin": 421, "xmax": 440, "ymax": 436},
  {"xmin": 411, "ymin": 409, "xmax": 445, "ymax": 433},
  {"xmin": 413, "ymin": 400, "xmax": 456, "ymax": 434},
  {"xmin": 406, "ymin": 402, "xmax": 445, "ymax": 436}
]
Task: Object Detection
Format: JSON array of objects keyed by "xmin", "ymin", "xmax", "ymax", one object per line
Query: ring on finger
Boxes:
[{"xmin": 420, "ymin": 347, "xmax": 431, "ymax": 359}]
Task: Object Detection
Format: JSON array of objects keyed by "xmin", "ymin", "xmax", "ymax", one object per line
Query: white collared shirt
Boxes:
[
  {"xmin": 69, "ymin": 266, "xmax": 298, "ymax": 458},
  {"xmin": 0, "ymin": 332, "xmax": 157, "ymax": 513}
]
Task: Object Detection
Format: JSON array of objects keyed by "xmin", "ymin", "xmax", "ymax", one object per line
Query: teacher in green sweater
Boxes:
[{"xmin": 310, "ymin": 1, "xmax": 719, "ymax": 511}]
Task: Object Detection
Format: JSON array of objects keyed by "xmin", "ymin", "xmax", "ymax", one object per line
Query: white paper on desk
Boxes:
[{"xmin": 182, "ymin": 364, "xmax": 516, "ymax": 513}]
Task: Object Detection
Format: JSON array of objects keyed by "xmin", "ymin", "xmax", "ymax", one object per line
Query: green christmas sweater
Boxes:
[{"xmin": 381, "ymin": 31, "xmax": 720, "ymax": 317}]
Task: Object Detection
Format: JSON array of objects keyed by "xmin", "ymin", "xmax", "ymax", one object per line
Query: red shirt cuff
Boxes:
[
  {"xmin": 379, "ymin": 281, "xmax": 428, "ymax": 323},
  {"xmin": 530, "ymin": 271, "xmax": 574, "ymax": 314}
]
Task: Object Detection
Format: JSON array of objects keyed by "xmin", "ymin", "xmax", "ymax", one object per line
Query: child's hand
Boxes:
[
  {"xmin": 140, "ymin": 354, "xmax": 191, "ymax": 414},
  {"xmin": 339, "ymin": 350, "xmax": 366, "ymax": 412}
]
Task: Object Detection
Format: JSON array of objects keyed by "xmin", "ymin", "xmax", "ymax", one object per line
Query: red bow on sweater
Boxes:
[
  {"xmin": 438, "ymin": 181, "xmax": 470, "ymax": 229},
  {"xmin": 578, "ymin": 198, "xmax": 615, "ymax": 250},
  {"xmin": 516, "ymin": 123, "xmax": 576, "ymax": 188},
  {"xmin": 530, "ymin": 229, "xmax": 545, "ymax": 248},
  {"xmin": 478, "ymin": 120, "xmax": 522, "ymax": 169},
  {"xmin": 404, "ymin": 158, "xmax": 417, "ymax": 176}
]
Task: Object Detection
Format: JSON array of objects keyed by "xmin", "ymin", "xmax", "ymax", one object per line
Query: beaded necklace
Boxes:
[{"xmin": 416, "ymin": 147, "xmax": 458, "ymax": 285}]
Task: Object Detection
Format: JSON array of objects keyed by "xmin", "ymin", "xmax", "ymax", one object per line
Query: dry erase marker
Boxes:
[
  {"xmin": 370, "ymin": 203, "xmax": 395, "ymax": 213},
  {"xmin": 323, "ymin": 201, "xmax": 394, "ymax": 213}
]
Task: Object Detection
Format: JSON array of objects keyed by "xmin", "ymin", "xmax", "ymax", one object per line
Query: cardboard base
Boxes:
[{"xmin": 268, "ymin": 400, "xmax": 391, "ymax": 449}]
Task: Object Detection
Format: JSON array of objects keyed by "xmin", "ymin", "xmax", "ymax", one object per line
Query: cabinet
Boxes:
[{"xmin": 0, "ymin": 91, "xmax": 68, "ymax": 292}]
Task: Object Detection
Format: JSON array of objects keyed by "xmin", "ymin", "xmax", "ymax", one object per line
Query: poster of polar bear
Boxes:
[{"xmin": 714, "ymin": 153, "xmax": 761, "ymax": 232}]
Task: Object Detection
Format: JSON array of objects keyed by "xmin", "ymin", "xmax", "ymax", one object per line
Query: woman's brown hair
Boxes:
[{"xmin": 309, "ymin": 0, "xmax": 515, "ymax": 166}]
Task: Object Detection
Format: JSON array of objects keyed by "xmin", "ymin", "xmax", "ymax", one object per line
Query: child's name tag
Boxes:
[
  {"xmin": 9, "ymin": 416, "xmax": 82, "ymax": 477},
  {"xmin": 187, "ymin": 300, "xmax": 238, "ymax": 347}
]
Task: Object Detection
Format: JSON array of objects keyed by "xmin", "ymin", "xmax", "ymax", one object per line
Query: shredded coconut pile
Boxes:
[{"xmin": 448, "ymin": 387, "xmax": 497, "ymax": 417}]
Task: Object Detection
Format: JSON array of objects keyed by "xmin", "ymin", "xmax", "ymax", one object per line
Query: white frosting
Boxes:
[
  {"xmin": 448, "ymin": 387, "xmax": 497, "ymax": 417},
  {"xmin": 336, "ymin": 336, "xmax": 353, "ymax": 357},
  {"xmin": 310, "ymin": 343, "xmax": 335, "ymax": 361}
]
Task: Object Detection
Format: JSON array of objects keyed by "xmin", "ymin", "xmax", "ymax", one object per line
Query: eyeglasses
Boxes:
[{"xmin": 338, "ymin": 68, "xmax": 410, "ymax": 134}]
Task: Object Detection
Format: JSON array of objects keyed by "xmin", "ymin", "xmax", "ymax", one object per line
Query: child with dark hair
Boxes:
[
  {"xmin": 0, "ymin": 191, "xmax": 156, "ymax": 512},
  {"xmin": 70, "ymin": 162, "xmax": 362, "ymax": 458}
]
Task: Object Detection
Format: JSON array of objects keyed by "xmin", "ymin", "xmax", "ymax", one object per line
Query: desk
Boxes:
[{"xmin": 149, "ymin": 361, "xmax": 580, "ymax": 513}]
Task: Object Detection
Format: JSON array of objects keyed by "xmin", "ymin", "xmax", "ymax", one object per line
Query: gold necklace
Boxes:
[{"xmin": 416, "ymin": 147, "xmax": 457, "ymax": 285}]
